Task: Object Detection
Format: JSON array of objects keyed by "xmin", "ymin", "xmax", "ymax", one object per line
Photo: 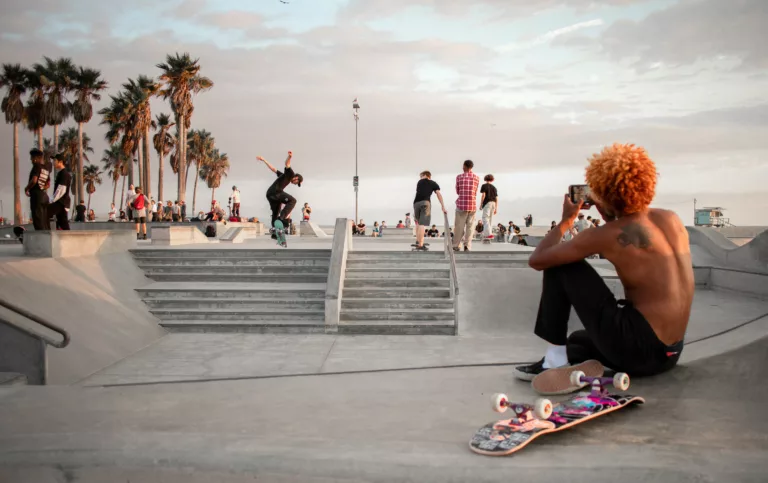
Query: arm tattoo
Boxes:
[{"xmin": 617, "ymin": 223, "xmax": 651, "ymax": 249}]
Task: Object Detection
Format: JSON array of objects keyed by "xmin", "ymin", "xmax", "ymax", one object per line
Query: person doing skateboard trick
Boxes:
[
  {"xmin": 515, "ymin": 143, "xmax": 693, "ymax": 394},
  {"xmin": 257, "ymin": 151, "xmax": 303, "ymax": 239}
]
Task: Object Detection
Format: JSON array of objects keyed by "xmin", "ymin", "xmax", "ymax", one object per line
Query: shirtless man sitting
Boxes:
[{"xmin": 515, "ymin": 143, "xmax": 693, "ymax": 393}]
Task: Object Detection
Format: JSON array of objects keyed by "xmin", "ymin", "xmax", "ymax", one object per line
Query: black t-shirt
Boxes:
[
  {"xmin": 75, "ymin": 204, "xmax": 86, "ymax": 217},
  {"xmin": 28, "ymin": 161, "xmax": 52, "ymax": 192},
  {"xmin": 414, "ymin": 178, "xmax": 440, "ymax": 203},
  {"xmin": 54, "ymin": 169, "xmax": 72, "ymax": 208},
  {"xmin": 427, "ymin": 228, "xmax": 439, "ymax": 237},
  {"xmin": 480, "ymin": 183, "xmax": 498, "ymax": 208},
  {"xmin": 268, "ymin": 167, "xmax": 295, "ymax": 194}
]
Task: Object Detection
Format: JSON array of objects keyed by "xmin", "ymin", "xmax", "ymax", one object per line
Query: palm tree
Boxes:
[
  {"xmin": 24, "ymin": 71, "xmax": 46, "ymax": 150},
  {"xmin": 200, "ymin": 148, "xmax": 229, "ymax": 205},
  {"xmin": 42, "ymin": 137, "xmax": 56, "ymax": 161},
  {"xmin": 58, "ymin": 127, "xmax": 94, "ymax": 173},
  {"xmin": 82, "ymin": 164, "xmax": 102, "ymax": 213},
  {"xmin": 187, "ymin": 129, "xmax": 214, "ymax": 213},
  {"xmin": 123, "ymin": 75, "xmax": 160, "ymax": 198},
  {"xmin": 34, "ymin": 57, "xmax": 75, "ymax": 158},
  {"xmin": 157, "ymin": 53, "xmax": 213, "ymax": 202},
  {"xmin": 153, "ymin": 113, "xmax": 175, "ymax": 201},
  {"xmin": 101, "ymin": 144, "xmax": 126, "ymax": 205},
  {"xmin": 99, "ymin": 92, "xmax": 139, "ymax": 186},
  {"xmin": 71, "ymin": 67, "xmax": 107, "ymax": 209},
  {"xmin": 0, "ymin": 63, "xmax": 27, "ymax": 224}
]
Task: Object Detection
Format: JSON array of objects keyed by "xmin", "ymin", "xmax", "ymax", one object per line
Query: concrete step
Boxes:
[
  {"xmin": 0, "ymin": 372, "xmax": 28, "ymax": 386},
  {"xmin": 341, "ymin": 298, "xmax": 454, "ymax": 310},
  {"xmin": 139, "ymin": 265, "xmax": 329, "ymax": 275},
  {"xmin": 453, "ymin": 259, "xmax": 530, "ymax": 267},
  {"xmin": 348, "ymin": 251, "xmax": 446, "ymax": 260},
  {"xmin": 160, "ymin": 320, "xmax": 325, "ymax": 334},
  {"xmin": 144, "ymin": 298, "xmax": 325, "ymax": 310},
  {"xmin": 136, "ymin": 286, "xmax": 326, "ymax": 300},
  {"xmin": 343, "ymin": 287, "xmax": 452, "ymax": 299},
  {"xmin": 150, "ymin": 308, "xmax": 325, "ymax": 321},
  {"xmin": 338, "ymin": 320, "xmax": 455, "ymax": 335},
  {"xmin": 343, "ymin": 278, "xmax": 450, "ymax": 288},
  {"xmin": 346, "ymin": 259, "xmax": 449, "ymax": 268},
  {"xmin": 146, "ymin": 273, "xmax": 329, "ymax": 283},
  {"xmin": 131, "ymin": 249, "xmax": 331, "ymax": 259},
  {"xmin": 340, "ymin": 308, "xmax": 454, "ymax": 321},
  {"xmin": 345, "ymin": 268, "xmax": 449, "ymax": 279},
  {"xmin": 133, "ymin": 257, "xmax": 330, "ymax": 267}
]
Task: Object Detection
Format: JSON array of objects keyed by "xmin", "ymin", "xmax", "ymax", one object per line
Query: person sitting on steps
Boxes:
[
  {"xmin": 257, "ymin": 151, "xmax": 303, "ymax": 239},
  {"xmin": 515, "ymin": 143, "xmax": 693, "ymax": 394}
]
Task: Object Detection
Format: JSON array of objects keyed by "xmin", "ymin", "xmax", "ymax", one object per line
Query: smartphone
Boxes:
[{"xmin": 569, "ymin": 184, "xmax": 592, "ymax": 205}]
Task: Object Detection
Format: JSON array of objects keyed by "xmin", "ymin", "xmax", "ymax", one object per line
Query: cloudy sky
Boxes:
[{"xmin": 1, "ymin": 0, "xmax": 766, "ymax": 226}]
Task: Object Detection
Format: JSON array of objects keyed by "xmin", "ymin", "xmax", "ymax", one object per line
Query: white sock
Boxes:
[{"xmin": 543, "ymin": 345, "xmax": 568, "ymax": 369}]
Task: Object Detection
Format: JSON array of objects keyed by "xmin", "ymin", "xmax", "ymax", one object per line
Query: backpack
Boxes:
[
  {"xmin": 205, "ymin": 224, "xmax": 217, "ymax": 238},
  {"xmin": 133, "ymin": 194, "xmax": 145, "ymax": 210}
]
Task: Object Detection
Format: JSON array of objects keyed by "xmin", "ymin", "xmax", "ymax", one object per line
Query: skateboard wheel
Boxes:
[
  {"xmin": 534, "ymin": 398, "xmax": 553, "ymax": 420},
  {"xmin": 570, "ymin": 370, "xmax": 586, "ymax": 387},
  {"xmin": 491, "ymin": 393, "xmax": 508, "ymax": 413},
  {"xmin": 613, "ymin": 372, "xmax": 630, "ymax": 391}
]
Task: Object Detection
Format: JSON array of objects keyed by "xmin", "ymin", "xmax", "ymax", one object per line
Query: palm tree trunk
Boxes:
[
  {"xmin": 211, "ymin": 187, "xmax": 216, "ymax": 205},
  {"xmin": 128, "ymin": 154, "xmax": 134, "ymax": 186},
  {"xmin": 179, "ymin": 116, "xmax": 187, "ymax": 202},
  {"xmin": 36, "ymin": 128, "xmax": 43, "ymax": 150},
  {"xmin": 13, "ymin": 123, "xmax": 22, "ymax": 225},
  {"xmin": 137, "ymin": 143, "xmax": 144, "ymax": 191},
  {"xmin": 87, "ymin": 192, "xmax": 92, "ymax": 213},
  {"xmin": 120, "ymin": 175, "xmax": 126, "ymax": 211},
  {"xmin": 112, "ymin": 178, "xmax": 118, "ymax": 205},
  {"xmin": 144, "ymin": 129, "xmax": 152, "ymax": 200},
  {"xmin": 192, "ymin": 161, "xmax": 200, "ymax": 214},
  {"xmin": 53, "ymin": 124, "xmax": 59, "ymax": 162},
  {"xmin": 77, "ymin": 123, "xmax": 85, "ymax": 210},
  {"xmin": 158, "ymin": 143, "xmax": 164, "ymax": 202}
]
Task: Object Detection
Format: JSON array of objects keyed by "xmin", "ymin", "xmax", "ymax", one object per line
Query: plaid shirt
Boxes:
[{"xmin": 455, "ymin": 171, "xmax": 480, "ymax": 211}]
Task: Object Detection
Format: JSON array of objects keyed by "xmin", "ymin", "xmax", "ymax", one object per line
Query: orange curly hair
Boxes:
[{"xmin": 585, "ymin": 143, "xmax": 657, "ymax": 215}]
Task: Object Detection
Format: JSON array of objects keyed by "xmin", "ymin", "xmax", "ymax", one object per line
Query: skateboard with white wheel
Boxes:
[
  {"xmin": 469, "ymin": 372, "xmax": 643, "ymax": 456},
  {"xmin": 274, "ymin": 220, "xmax": 288, "ymax": 248}
]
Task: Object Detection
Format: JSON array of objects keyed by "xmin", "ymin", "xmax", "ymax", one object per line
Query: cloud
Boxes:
[
  {"xmin": 599, "ymin": 0, "xmax": 768, "ymax": 70},
  {"xmin": 497, "ymin": 19, "xmax": 604, "ymax": 52}
]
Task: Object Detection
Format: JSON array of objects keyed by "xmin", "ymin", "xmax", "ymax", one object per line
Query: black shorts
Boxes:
[{"xmin": 136, "ymin": 217, "xmax": 147, "ymax": 224}]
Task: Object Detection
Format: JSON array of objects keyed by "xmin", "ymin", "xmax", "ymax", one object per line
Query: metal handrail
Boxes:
[
  {"xmin": 443, "ymin": 212, "xmax": 460, "ymax": 333},
  {"xmin": 0, "ymin": 298, "xmax": 70, "ymax": 348}
]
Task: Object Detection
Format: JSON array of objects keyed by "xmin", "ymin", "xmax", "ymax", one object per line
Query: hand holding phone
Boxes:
[{"xmin": 568, "ymin": 184, "xmax": 593, "ymax": 208}]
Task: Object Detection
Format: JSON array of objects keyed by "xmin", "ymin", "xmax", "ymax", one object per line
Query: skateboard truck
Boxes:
[
  {"xmin": 491, "ymin": 394, "xmax": 554, "ymax": 421},
  {"xmin": 570, "ymin": 371, "xmax": 631, "ymax": 397}
]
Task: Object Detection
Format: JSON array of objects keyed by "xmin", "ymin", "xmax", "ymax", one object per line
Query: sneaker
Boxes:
[
  {"xmin": 486, "ymin": 235, "xmax": 495, "ymax": 239},
  {"xmin": 271, "ymin": 234, "xmax": 277, "ymax": 240},
  {"xmin": 531, "ymin": 360, "xmax": 605, "ymax": 396},
  {"xmin": 464, "ymin": 246, "xmax": 470, "ymax": 252},
  {"xmin": 514, "ymin": 357, "xmax": 546, "ymax": 382}
]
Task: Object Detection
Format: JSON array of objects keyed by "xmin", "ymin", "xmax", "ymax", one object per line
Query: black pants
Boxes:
[
  {"xmin": 30, "ymin": 190, "xmax": 50, "ymax": 230},
  {"xmin": 534, "ymin": 260, "xmax": 683, "ymax": 377},
  {"xmin": 47, "ymin": 202, "xmax": 70, "ymax": 230},
  {"xmin": 267, "ymin": 191, "xmax": 296, "ymax": 227}
]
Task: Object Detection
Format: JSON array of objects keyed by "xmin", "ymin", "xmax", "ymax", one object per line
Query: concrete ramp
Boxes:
[
  {"xmin": 687, "ymin": 226, "xmax": 768, "ymax": 272},
  {"xmin": 300, "ymin": 221, "xmax": 329, "ymax": 238},
  {"xmin": 152, "ymin": 226, "xmax": 217, "ymax": 246}
]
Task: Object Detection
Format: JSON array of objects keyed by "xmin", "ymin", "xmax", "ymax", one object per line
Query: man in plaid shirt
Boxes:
[{"xmin": 453, "ymin": 160, "xmax": 480, "ymax": 251}]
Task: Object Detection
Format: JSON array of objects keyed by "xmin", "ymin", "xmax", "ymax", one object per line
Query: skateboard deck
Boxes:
[
  {"xmin": 470, "ymin": 373, "xmax": 643, "ymax": 456},
  {"xmin": 274, "ymin": 220, "xmax": 287, "ymax": 248}
]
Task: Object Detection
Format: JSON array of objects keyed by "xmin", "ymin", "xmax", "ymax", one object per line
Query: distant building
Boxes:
[{"xmin": 695, "ymin": 207, "xmax": 731, "ymax": 227}]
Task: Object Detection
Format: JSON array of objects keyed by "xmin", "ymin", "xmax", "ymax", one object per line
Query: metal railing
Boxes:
[
  {"xmin": 443, "ymin": 212, "xmax": 460, "ymax": 334},
  {"xmin": 0, "ymin": 297, "xmax": 70, "ymax": 348}
]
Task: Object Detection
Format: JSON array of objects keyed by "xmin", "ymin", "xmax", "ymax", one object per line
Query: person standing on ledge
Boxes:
[
  {"xmin": 47, "ymin": 154, "xmax": 71, "ymax": 230},
  {"xmin": 25, "ymin": 148, "xmax": 51, "ymax": 230},
  {"xmin": 480, "ymin": 174, "xmax": 498, "ymax": 241},
  {"xmin": 515, "ymin": 143, "xmax": 693, "ymax": 394},
  {"xmin": 230, "ymin": 185, "xmax": 241, "ymax": 218},
  {"xmin": 412, "ymin": 171, "xmax": 447, "ymax": 250},
  {"xmin": 257, "ymin": 151, "xmax": 303, "ymax": 238},
  {"xmin": 453, "ymin": 159, "xmax": 480, "ymax": 252}
]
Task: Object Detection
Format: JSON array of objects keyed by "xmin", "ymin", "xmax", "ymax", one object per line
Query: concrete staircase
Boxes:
[
  {"xmin": 340, "ymin": 251, "xmax": 455, "ymax": 335},
  {"xmin": 132, "ymin": 249, "xmax": 331, "ymax": 333}
]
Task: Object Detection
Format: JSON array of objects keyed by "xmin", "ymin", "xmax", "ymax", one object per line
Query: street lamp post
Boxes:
[{"xmin": 353, "ymin": 98, "xmax": 360, "ymax": 223}]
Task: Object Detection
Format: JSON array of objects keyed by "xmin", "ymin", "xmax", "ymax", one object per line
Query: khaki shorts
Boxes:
[{"xmin": 413, "ymin": 200, "xmax": 431, "ymax": 226}]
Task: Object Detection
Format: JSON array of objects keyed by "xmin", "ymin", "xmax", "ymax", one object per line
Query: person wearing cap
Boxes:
[
  {"xmin": 47, "ymin": 153, "xmax": 72, "ymax": 230},
  {"xmin": 24, "ymin": 148, "xmax": 52, "ymax": 230},
  {"xmin": 230, "ymin": 186, "xmax": 241, "ymax": 218},
  {"xmin": 256, "ymin": 151, "xmax": 303, "ymax": 238}
]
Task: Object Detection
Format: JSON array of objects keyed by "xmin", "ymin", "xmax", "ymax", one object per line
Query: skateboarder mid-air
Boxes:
[
  {"xmin": 515, "ymin": 143, "xmax": 694, "ymax": 393},
  {"xmin": 257, "ymin": 151, "xmax": 303, "ymax": 238}
]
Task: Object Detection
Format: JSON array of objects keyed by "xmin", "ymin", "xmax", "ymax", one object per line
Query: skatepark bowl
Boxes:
[{"xmin": 0, "ymin": 221, "xmax": 766, "ymax": 482}]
